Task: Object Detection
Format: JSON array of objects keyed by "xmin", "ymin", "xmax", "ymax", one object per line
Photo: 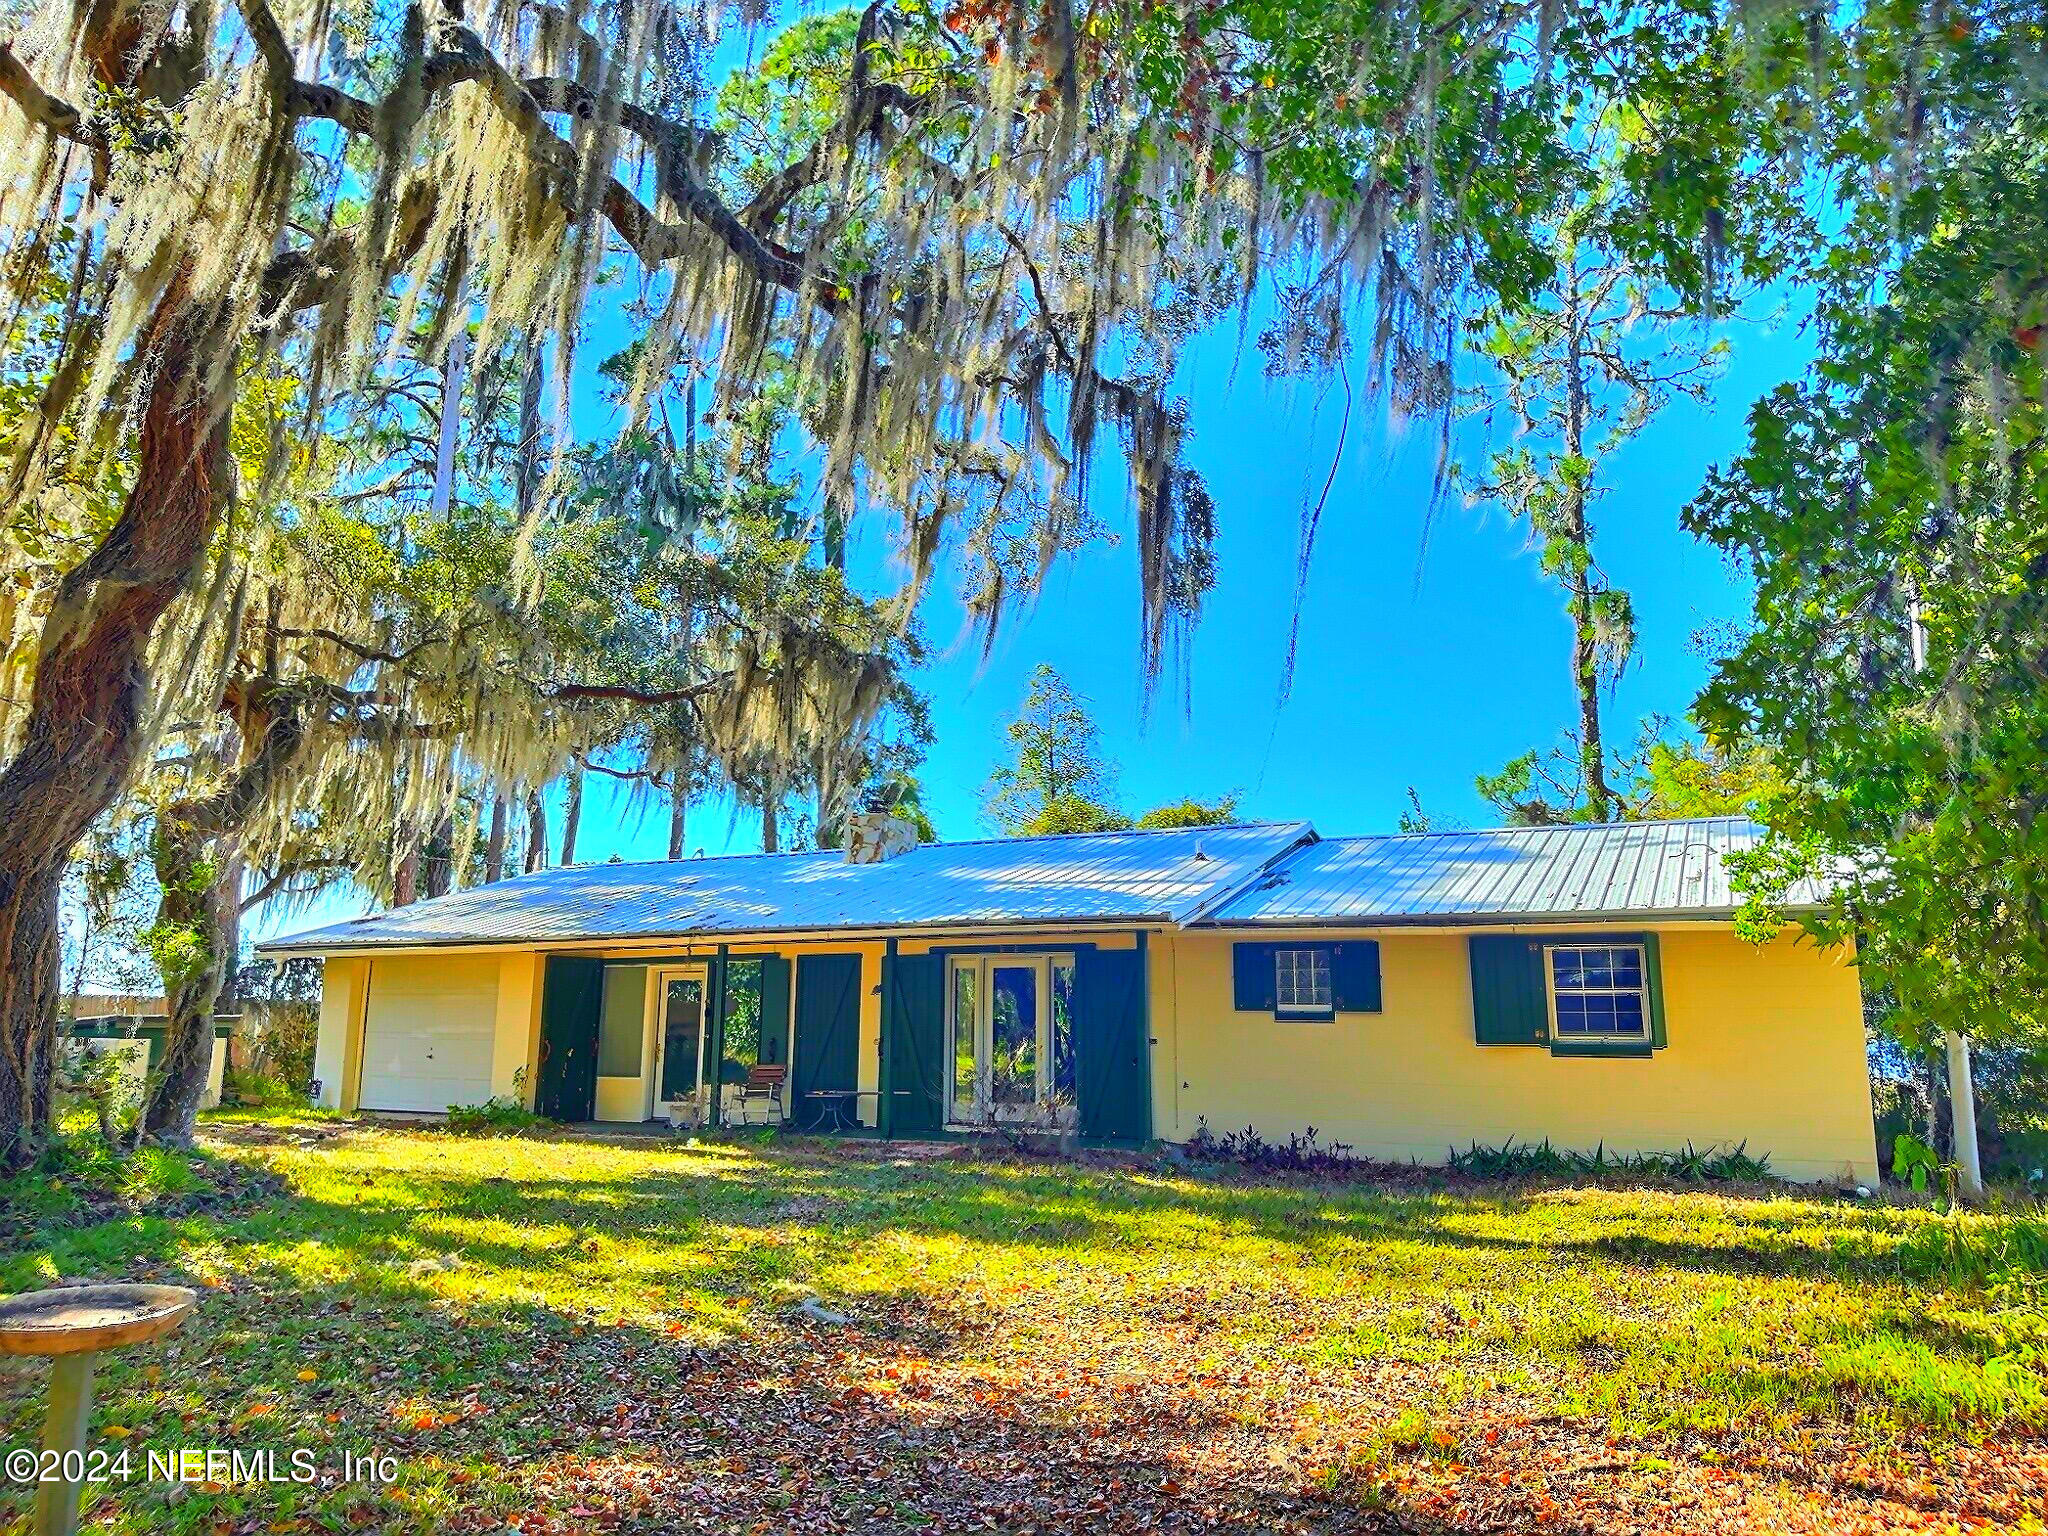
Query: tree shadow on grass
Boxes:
[{"xmin": 6, "ymin": 1139, "xmax": 2033, "ymax": 1534}]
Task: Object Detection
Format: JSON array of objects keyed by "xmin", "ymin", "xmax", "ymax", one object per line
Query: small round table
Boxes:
[
  {"xmin": 0, "ymin": 1284, "xmax": 197, "ymax": 1536},
  {"xmin": 800, "ymin": 1089, "xmax": 879, "ymax": 1134}
]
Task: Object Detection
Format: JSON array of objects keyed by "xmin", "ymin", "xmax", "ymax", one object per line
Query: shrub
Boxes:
[
  {"xmin": 443, "ymin": 1096, "xmax": 548, "ymax": 1135},
  {"xmin": 1185, "ymin": 1120, "xmax": 1361, "ymax": 1173},
  {"xmin": 1447, "ymin": 1138, "xmax": 1775, "ymax": 1183},
  {"xmin": 222, "ymin": 1068, "xmax": 307, "ymax": 1108}
]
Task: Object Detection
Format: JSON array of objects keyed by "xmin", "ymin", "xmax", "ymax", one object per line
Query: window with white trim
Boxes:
[
  {"xmin": 1273, "ymin": 947, "xmax": 1333, "ymax": 1018},
  {"xmin": 1545, "ymin": 944, "xmax": 1649, "ymax": 1041}
]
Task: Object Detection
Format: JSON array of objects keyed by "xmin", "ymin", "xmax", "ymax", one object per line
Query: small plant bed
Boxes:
[
  {"xmin": 3, "ymin": 1126, "xmax": 2042, "ymax": 1535},
  {"xmin": 1180, "ymin": 1124, "xmax": 1787, "ymax": 1190}
]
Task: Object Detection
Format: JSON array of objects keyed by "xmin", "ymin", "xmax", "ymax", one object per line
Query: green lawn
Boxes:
[{"xmin": 3, "ymin": 1117, "xmax": 2044, "ymax": 1534}]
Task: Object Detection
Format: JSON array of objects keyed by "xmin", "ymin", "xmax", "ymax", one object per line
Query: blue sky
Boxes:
[{"xmin": 595, "ymin": 304, "xmax": 1805, "ymax": 845}]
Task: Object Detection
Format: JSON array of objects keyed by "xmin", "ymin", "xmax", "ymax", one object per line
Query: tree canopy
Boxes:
[{"xmin": 1684, "ymin": 2, "xmax": 2048, "ymax": 1049}]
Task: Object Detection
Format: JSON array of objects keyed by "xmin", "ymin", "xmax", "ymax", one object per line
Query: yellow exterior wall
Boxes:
[
  {"xmin": 1154, "ymin": 926, "xmax": 1878, "ymax": 1186},
  {"xmin": 312, "ymin": 956, "xmax": 368, "ymax": 1111},
  {"xmin": 492, "ymin": 951, "xmax": 544, "ymax": 1107}
]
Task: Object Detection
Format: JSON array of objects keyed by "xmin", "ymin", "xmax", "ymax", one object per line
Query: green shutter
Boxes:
[
  {"xmin": 1332, "ymin": 940, "xmax": 1381, "ymax": 1013},
  {"xmin": 1073, "ymin": 948, "xmax": 1150, "ymax": 1143},
  {"xmin": 1468, "ymin": 935, "xmax": 1548, "ymax": 1045},
  {"xmin": 538, "ymin": 956, "xmax": 605, "ymax": 1119},
  {"xmin": 792, "ymin": 952, "xmax": 861, "ymax": 1124},
  {"xmin": 882, "ymin": 952, "xmax": 945, "ymax": 1137},
  {"xmin": 1232, "ymin": 942, "xmax": 1276, "ymax": 1011},
  {"xmin": 757, "ymin": 954, "xmax": 792, "ymax": 1067},
  {"xmin": 1641, "ymin": 931, "xmax": 1667, "ymax": 1050}
]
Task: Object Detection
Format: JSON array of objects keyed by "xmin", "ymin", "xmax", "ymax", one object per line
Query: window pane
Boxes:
[
  {"xmin": 1275, "ymin": 948, "xmax": 1331, "ymax": 1010},
  {"xmin": 597, "ymin": 966, "xmax": 647, "ymax": 1077},
  {"xmin": 990, "ymin": 965, "xmax": 1038, "ymax": 1106},
  {"xmin": 1613, "ymin": 993, "xmax": 1646, "ymax": 1036},
  {"xmin": 659, "ymin": 978, "xmax": 703, "ymax": 1100},
  {"xmin": 1555, "ymin": 994, "xmax": 1591, "ymax": 1035},
  {"xmin": 951, "ymin": 964, "xmax": 978, "ymax": 1114},
  {"xmin": 1051, "ymin": 962, "xmax": 1075, "ymax": 1101}
]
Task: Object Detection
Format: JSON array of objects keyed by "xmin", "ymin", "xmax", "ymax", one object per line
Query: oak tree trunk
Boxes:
[
  {"xmin": 0, "ymin": 293, "xmax": 231, "ymax": 1167},
  {"xmin": 524, "ymin": 790, "xmax": 548, "ymax": 873},
  {"xmin": 561, "ymin": 769, "xmax": 584, "ymax": 865},
  {"xmin": 668, "ymin": 789, "xmax": 687, "ymax": 860},
  {"xmin": 424, "ymin": 812, "xmax": 456, "ymax": 897},
  {"xmin": 143, "ymin": 818, "xmax": 238, "ymax": 1147},
  {"xmin": 485, "ymin": 794, "xmax": 508, "ymax": 882}
]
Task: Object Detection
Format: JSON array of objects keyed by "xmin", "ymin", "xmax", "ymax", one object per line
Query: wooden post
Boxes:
[
  {"xmin": 34, "ymin": 1351, "xmax": 96, "ymax": 1536},
  {"xmin": 1912, "ymin": 590, "xmax": 1984, "ymax": 1200}
]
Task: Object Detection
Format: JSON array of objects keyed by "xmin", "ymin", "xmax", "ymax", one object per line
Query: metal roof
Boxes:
[
  {"xmin": 265, "ymin": 821, "xmax": 1314, "ymax": 952},
  {"xmin": 265, "ymin": 816, "xmax": 1815, "ymax": 954},
  {"xmin": 1200, "ymin": 817, "xmax": 1818, "ymax": 926}
]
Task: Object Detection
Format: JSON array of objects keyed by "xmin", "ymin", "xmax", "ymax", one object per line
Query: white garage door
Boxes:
[{"xmin": 358, "ymin": 955, "xmax": 500, "ymax": 1113}]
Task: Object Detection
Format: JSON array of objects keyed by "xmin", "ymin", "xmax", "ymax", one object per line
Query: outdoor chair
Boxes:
[{"xmin": 736, "ymin": 1064, "xmax": 787, "ymax": 1125}]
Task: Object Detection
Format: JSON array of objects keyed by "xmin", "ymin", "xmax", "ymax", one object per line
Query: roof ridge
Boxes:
[
  {"xmin": 522, "ymin": 819, "xmax": 1301, "ymax": 877},
  {"xmin": 1314, "ymin": 815, "xmax": 1758, "ymax": 845}
]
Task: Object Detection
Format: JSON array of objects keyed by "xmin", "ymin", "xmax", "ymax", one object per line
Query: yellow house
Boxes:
[{"xmin": 269, "ymin": 816, "xmax": 1880, "ymax": 1186}]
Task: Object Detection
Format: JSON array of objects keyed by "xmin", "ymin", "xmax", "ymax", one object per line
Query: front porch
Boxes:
[{"xmin": 531, "ymin": 933, "xmax": 1154, "ymax": 1145}]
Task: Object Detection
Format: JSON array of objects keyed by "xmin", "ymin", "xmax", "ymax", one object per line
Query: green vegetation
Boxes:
[{"xmin": 2, "ymin": 1123, "xmax": 2041, "ymax": 1534}]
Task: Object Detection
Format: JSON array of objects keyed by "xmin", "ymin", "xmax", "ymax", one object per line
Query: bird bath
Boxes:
[{"xmin": 0, "ymin": 1284, "xmax": 196, "ymax": 1536}]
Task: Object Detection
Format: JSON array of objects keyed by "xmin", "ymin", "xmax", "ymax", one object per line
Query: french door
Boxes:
[
  {"xmin": 945, "ymin": 954, "xmax": 1074, "ymax": 1125},
  {"xmin": 651, "ymin": 966, "xmax": 709, "ymax": 1107}
]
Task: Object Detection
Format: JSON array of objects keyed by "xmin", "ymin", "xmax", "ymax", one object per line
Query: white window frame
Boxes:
[
  {"xmin": 944, "ymin": 953, "xmax": 1075, "ymax": 1126},
  {"xmin": 1272, "ymin": 946, "xmax": 1334, "ymax": 1020},
  {"xmin": 649, "ymin": 965, "xmax": 712, "ymax": 1111},
  {"xmin": 1542, "ymin": 943, "xmax": 1651, "ymax": 1045}
]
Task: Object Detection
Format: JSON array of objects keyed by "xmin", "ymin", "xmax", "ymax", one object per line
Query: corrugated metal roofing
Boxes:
[
  {"xmin": 1201, "ymin": 817, "xmax": 1818, "ymax": 926},
  {"xmin": 265, "ymin": 816, "xmax": 1817, "ymax": 954},
  {"xmin": 265, "ymin": 821, "xmax": 1314, "ymax": 952}
]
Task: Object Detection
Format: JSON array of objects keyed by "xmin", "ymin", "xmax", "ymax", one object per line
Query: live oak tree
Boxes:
[{"xmin": 1680, "ymin": 2, "xmax": 2048, "ymax": 1187}]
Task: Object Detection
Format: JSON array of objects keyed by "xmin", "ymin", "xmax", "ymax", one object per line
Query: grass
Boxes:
[{"xmin": 2, "ymin": 1118, "xmax": 2044, "ymax": 1534}]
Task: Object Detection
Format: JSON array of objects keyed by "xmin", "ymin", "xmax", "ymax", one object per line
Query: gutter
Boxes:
[{"xmin": 1189, "ymin": 904, "xmax": 1828, "ymax": 930}]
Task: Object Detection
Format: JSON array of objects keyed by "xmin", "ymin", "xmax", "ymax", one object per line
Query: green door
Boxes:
[
  {"xmin": 791, "ymin": 953, "xmax": 861, "ymax": 1129},
  {"xmin": 882, "ymin": 952, "xmax": 945, "ymax": 1138},
  {"xmin": 537, "ymin": 956, "xmax": 604, "ymax": 1121},
  {"xmin": 1074, "ymin": 948, "xmax": 1150, "ymax": 1144}
]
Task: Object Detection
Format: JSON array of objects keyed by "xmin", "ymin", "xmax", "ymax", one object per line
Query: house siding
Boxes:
[
  {"xmin": 1152, "ymin": 926, "xmax": 1878, "ymax": 1186},
  {"xmin": 308, "ymin": 923, "xmax": 1878, "ymax": 1185}
]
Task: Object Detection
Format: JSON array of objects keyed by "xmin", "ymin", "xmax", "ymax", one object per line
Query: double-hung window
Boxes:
[
  {"xmin": 1545, "ymin": 944, "xmax": 1650, "ymax": 1044},
  {"xmin": 1273, "ymin": 947, "xmax": 1334, "ymax": 1019}
]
